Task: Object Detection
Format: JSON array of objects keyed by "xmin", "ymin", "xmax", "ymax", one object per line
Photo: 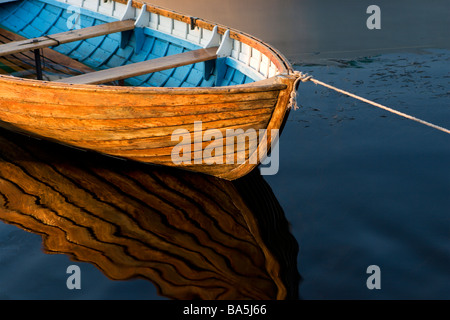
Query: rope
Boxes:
[
  {"xmin": 43, "ymin": 35, "xmax": 61, "ymax": 47},
  {"xmin": 290, "ymin": 70, "xmax": 450, "ymax": 135},
  {"xmin": 288, "ymin": 71, "xmax": 311, "ymax": 110}
]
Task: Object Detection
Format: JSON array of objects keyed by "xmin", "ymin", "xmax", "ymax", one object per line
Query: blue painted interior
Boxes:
[{"xmin": 0, "ymin": 0, "xmax": 257, "ymax": 87}]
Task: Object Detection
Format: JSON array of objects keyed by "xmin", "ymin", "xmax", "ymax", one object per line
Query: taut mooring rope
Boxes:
[{"xmin": 290, "ymin": 71, "xmax": 450, "ymax": 135}]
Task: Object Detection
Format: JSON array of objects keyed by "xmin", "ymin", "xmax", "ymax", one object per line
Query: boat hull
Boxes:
[
  {"xmin": 0, "ymin": 74, "xmax": 295, "ymax": 180},
  {"xmin": 0, "ymin": 0, "xmax": 296, "ymax": 180}
]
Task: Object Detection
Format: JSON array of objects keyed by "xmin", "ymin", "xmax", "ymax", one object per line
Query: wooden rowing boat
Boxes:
[
  {"xmin": 0, "ymin": 0, "xmax": 297, "ymax": 180},
  {"xmin": 0, "ymin": 127, "xmax": 300, "ymax": 299}
]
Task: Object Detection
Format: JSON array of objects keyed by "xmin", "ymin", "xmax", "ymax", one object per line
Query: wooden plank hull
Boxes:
[
  {"xmin": 0, "ymin": 0, "xmax": 296, "ymax": 180},
  {"xmin": 0, "ymin": 128, "xmax": 300, "ymax": 299},
  {"xmin": 0, "ymin": 74, "xmax": 295, "ymax": 180}
]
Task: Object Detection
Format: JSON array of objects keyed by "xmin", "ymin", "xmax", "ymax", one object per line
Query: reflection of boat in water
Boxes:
[{"xmin": 0, "ymin": 128, "xmax": 299, "ymax": 300}]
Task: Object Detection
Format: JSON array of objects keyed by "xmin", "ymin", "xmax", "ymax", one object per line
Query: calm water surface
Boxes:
[{"xmin": 0, "ymin": 0, "xmax": 449, "ymax": 300}]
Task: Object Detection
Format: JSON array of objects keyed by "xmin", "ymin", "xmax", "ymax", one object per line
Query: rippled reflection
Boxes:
[{"xmin": 0, "ymin": 128, "xmax": 299, "ymax": 300}]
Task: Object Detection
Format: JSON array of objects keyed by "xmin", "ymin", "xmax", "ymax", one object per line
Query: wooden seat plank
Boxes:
[
  {"xmin": 56, "ymin": 46, "xmax": 219, "ymax": 85},
  {"xmin": 0, "ymin": 20, "xmax": 135, "ymax": 57}
]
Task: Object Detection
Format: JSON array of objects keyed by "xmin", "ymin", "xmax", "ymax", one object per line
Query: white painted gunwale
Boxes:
[{"xmin": 55, "ymin": 0, "xmax": 285, "ymax": 82}]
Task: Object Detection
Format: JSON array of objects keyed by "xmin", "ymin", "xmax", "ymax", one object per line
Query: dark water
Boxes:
[
  {"xmin": 0, "ymin": 0, "xmax": 449, "ymax": 300},
  {"xmin": 277, "ymin": 49, "xmax": 450, "ymax": 299}
]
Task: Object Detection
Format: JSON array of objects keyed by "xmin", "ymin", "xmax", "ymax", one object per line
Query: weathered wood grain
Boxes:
[
  {"xmin": 0, "ymin": 28, "xmax": 95, "ymax": 78},
  {"xmin": 0, "ymin": 72, "xmax": 295, "ymax": 179},
  {"xmin": 57, "ymin": 47, "xmax": 219, "ymax": 85},
  {"xmin": 0, "ymin": 20, "xmax": 135, "ymax": 57}
]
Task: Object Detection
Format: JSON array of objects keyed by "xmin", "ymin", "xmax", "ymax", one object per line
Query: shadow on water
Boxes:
[{"xmin": 0, "ymin": 128, "xmax": 300, "ymax": 300}]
